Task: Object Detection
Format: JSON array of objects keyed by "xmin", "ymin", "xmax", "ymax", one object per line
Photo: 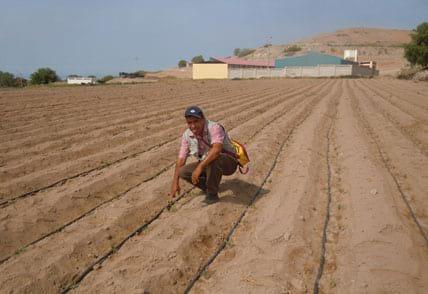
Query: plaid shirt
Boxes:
[{"xmin": 178, "ymin": 120, "xmax": 225, "ymax": 160}]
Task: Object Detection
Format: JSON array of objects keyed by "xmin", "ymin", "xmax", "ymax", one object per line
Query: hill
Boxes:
[{"xmin": 244, "ymin": 28, "xmax": 412, "ymax": 75}]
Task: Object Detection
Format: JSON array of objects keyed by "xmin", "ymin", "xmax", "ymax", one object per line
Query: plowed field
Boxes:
[{"xmin": 0, "ymin": 79, "xmax": 427, "ymax": 293}]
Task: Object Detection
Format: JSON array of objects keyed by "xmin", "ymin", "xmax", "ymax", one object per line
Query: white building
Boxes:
[
  {"xmin": 344, "ymin": 49, "xmax": 358, "ymax": 62},
  {"xmin": 67, "ymin": 76, "xmax": 96, "ymax": 85}
]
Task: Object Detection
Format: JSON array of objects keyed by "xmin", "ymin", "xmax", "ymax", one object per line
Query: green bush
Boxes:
[
  {"xmin": 118, "ymin": 71, "xmax": 145, "ymax": 78},
  {"xmin": 233, "ymin": 48, "xmax": 256, "ymax": 57},
  {"xmin": 30, "ymin": 68, "xmax": 58, "ymax": 85},
  {"xmin": 98, "ymin": 75, "xmax": 114, "ymax": 84},
  {"xmin": 0, "ymin": 71, "xmax": 16, "ymax": 87},
  {"xmin": 236, "ymin": 48, "xmax": 255, "ymax": 57},
  {"xmin": 397, "ymin": 66, "xmax": 422, "ymax": 79},
  {"xmin": 178, "ymin": 60, "xmax": 187, "ymax": 68},
  {"xmin": 405, "ymin": 22, "xmax": 428, "ymax": 68},
  {"xmin": 191, "ymin": 55, "xmax": 204, "ymax": 63},
  {"xmin": 0, "ymin": 71, "xmax": 27, "ymax": 88}
]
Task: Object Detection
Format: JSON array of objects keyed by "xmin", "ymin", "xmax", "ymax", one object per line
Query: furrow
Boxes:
[
  {"xmin": 68, "ymin": 81, "xmax": 333, "ymax": 294},
  {"xmin": 0, "ymin": 80, "xmax": 321, "ymax": 204},
  {"xmin": 347, "ymin": 80, "xmax": 428, "ymax": 244},
  {"xmin": 0, "ymin": 81, "xmax": 331, "ymax": 264},
  {"xmin": 0, "ymin": 81, "xmax": 331, "ymax": 294}
]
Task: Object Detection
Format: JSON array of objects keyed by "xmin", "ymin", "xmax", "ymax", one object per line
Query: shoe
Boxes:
[{"xmin": 203, "ymin": 193, "xmax": 219, "ymax": 204}]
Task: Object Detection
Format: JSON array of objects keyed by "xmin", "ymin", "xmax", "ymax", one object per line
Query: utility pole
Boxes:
[{"xmin": 267, "ymin": 36, "xmax": 272, "ymax": 77}]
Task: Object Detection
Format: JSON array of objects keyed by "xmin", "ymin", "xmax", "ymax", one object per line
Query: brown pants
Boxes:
[{"xmin": 179, "ymin": 154, "xmax": 238, "ymax": 194}]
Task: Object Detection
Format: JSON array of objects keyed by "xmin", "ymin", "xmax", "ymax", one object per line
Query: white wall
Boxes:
[
  {"xmin": 229, "ymin": 64, "xmax": 375, "ymax": 79},
  {"xmin": 67, "ymin": 77, "xmax": 96, "ymax": 84}
]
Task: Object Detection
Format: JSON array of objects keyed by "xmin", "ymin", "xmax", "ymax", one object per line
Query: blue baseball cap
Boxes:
[{"xmin": 184, "ymin": 106, "xmax": 204, "ymax": 119}]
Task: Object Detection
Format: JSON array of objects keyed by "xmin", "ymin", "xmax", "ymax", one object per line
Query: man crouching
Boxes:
[{"xmin": 170, "ymin": 106, "xmax": 238, "ymax": 204}]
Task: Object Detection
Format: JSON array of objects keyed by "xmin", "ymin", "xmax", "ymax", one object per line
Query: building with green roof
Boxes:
[{"xmin": 275, "ymin": 51, "xmax": 356, "ymax": 68}]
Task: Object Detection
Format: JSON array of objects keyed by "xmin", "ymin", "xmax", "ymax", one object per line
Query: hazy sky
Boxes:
[{"xmin": 0, "ymin": 0, "xmax": 426, "ymax": 77}]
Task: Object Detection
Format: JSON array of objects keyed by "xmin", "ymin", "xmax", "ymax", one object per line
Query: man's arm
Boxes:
[
  {"xmin": 171, "ymin": 157, "xmax": 186, "ymax": 197},
  {"xmin": 171, "ymin": 133, "xmax": 189, "ymax": 197},
  {"xmin": 191, "ymin": 143, "xmax": 222, "ymax": 185}
]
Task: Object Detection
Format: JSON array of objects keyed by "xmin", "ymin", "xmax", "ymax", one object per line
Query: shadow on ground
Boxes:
[{"xmin": 218, "ymin": 178, "xmax": 269, "ymax": 205}]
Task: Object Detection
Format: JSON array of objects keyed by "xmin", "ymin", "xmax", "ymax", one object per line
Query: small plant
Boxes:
[
  {"xmin": 168, "ymin": 203, "xmax": 178, "ymax": 212},
  {"xmin": 98, "ymin": 75, "xmax": 114, "ymax": 84},
  {"xmin": 15, "ymin": 246, "xmax": 27, "ymax": 255},
  {"xmin": 397, "ymin": 66, "xmax": 422, "ymax": 79}
]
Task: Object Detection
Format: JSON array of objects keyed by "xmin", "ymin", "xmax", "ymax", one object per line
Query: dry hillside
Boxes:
[{"xmin": 245, "ymin": 28, "xmax": 412, "ymax": 75}]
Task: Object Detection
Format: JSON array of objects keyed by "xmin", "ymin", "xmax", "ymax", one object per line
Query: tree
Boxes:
[
  {"xmin": 405, "ymin": 22, "xmax": 428, "ymax": 68},
  {"xmin": 191, "ymin": 55, "xmax": 204, "ymax": 63},
  {"xmin": 233, "ymin": 48, "xmax": 241, "ymax": 56},
  {"xmin": 0, "ymin": 71, "xmax": 16, "ymax": 87},
  {"xmin": 30, "ymin": 68, "xmax": 58, "ymax": 84},
  {"xmin": 178, "ymin": 59, "xmax": 187, "ymax": 68}
]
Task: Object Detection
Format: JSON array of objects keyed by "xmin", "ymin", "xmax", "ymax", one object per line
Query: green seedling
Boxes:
[
  {"xmin": 169, "ymin": 203, "xmax": 178, "ymax": 212},
  {"xmin": 15, "ymin": 246, "xmax": 27, "ymax": 255}
]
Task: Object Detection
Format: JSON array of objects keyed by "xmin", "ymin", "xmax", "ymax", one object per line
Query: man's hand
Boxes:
[
  {"xmin": 170, "ymin": 181, "xmax": 181, "ymax": 198},
  {"xmin": 191, "ymin": 165, "xmax": 203, "ymax": 185}
]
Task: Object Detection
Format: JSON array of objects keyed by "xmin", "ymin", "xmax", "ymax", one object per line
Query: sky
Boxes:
[{"xmin": 0, "ymin": 0, "xmax": 426, "ymax": 78}]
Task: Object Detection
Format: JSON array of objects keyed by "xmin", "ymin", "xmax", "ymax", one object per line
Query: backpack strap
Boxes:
[{"xmin": 199, "ymin": 133, "xmax": 238, "ymax": 159}]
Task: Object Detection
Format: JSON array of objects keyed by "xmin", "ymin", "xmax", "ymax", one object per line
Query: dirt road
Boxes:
[{"xmin": 0, "ymin": 79, "xmax": 427, "ymax": 293}]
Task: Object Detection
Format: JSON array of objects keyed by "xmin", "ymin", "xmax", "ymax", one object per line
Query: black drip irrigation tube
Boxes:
[
  {"xmin": 0, "ymin": 82, "xmax": 315, "ymax": 209},
  {"xmin": 0, "ymin": 163, "xmax": 174, "ymax": 265},
  {"xmin": 60, "ymin": 95, "xmax": 314, "ymax": 292},
  {"xmin": 1, "ymin": 81, "xmax": 321, "ymax": 265},
  {"xmin": 183, "ymin": 98, "xmax": 321, "ymax": 294},
  {"xmin": 60, "ymin": 187, "xmax": 194, "ymax": 293},
  {"xmin": 0, "ymin": 140, "xmax": 175, "ymax": 208},
  {"xmin": 313, "ymin": 114, "xmax": 335, "ymax": 294},
  {"xmin": 349, "ymin": 83, "xmax": 428, "ymax": 245}
]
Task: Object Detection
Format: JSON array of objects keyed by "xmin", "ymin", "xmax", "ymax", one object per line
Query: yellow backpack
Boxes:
[
  {"xmin": 230, "ymin": 139, "xmax": 250, "ymax": 174},
  {"xmin": 201, "ymin": 136, "xmax": 250, "ymax": 174}
]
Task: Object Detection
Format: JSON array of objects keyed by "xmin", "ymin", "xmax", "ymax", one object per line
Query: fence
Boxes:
[{"xmin": 228, "ymin": 64, "xmax": 375, "ymax": 79}]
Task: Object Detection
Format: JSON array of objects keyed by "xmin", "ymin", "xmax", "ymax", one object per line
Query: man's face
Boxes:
[{"xmin": 185, "ymin": 116, "xmax": 204, "ymax": 136}]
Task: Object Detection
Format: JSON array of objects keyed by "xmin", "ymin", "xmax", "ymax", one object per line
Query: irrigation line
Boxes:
[
  {"xmin": 63, "ymin": 86, "xmax": 329, "ymax": 293},
  {"xmin": 60, "ymin": 188, "xmax": 193, "ymax": 293},
  {"xmin": 354, "ymin": 82, "xmax": 428, "ymax": 157},
  {"xmin": 0, "ymin": 82, "xmax": 313, "ymax": 208},
  {"xmin": 313, "ymin": 107, "xmax": 336, "ymax": 294},
  {"xmin": 183, "ymin": 95, "xmax": 325, "ymax": 293},
  {"xmin": 1, "ymin": 83, "xmax": 274, "ymax": 144},
  {"xmin": 0, "ymin": 163, "xmax": 174, "ymax": 265},
  {"xmin": 1, "ymin": 82, "xmax": 327, "ymax": 266},
  {"xmin": 1, "ymin": 82, "xmax": 253, "ymax": 132},
  {"xmin": 348, "ymin": 81, "xmax": 428, "ymax": 245}
]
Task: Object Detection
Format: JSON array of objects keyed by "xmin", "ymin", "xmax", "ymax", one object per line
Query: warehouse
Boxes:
[
  {"xmin": 192, "ymin": 57, "xmax": 274, "ymax": 79},
  {"xmin": 275, "ymin": 51, "xmax": 356, "ymax": 68}
]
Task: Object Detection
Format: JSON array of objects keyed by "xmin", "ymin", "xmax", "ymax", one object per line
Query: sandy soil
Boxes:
[{"xmin": 0, "ymin": 78, "xmax": 427, "ymax": 293}]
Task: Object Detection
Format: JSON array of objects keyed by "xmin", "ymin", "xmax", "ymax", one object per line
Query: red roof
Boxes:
[{"xmin": 211, "ymin": 56, "xmax": 275, "ymax": 67}]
